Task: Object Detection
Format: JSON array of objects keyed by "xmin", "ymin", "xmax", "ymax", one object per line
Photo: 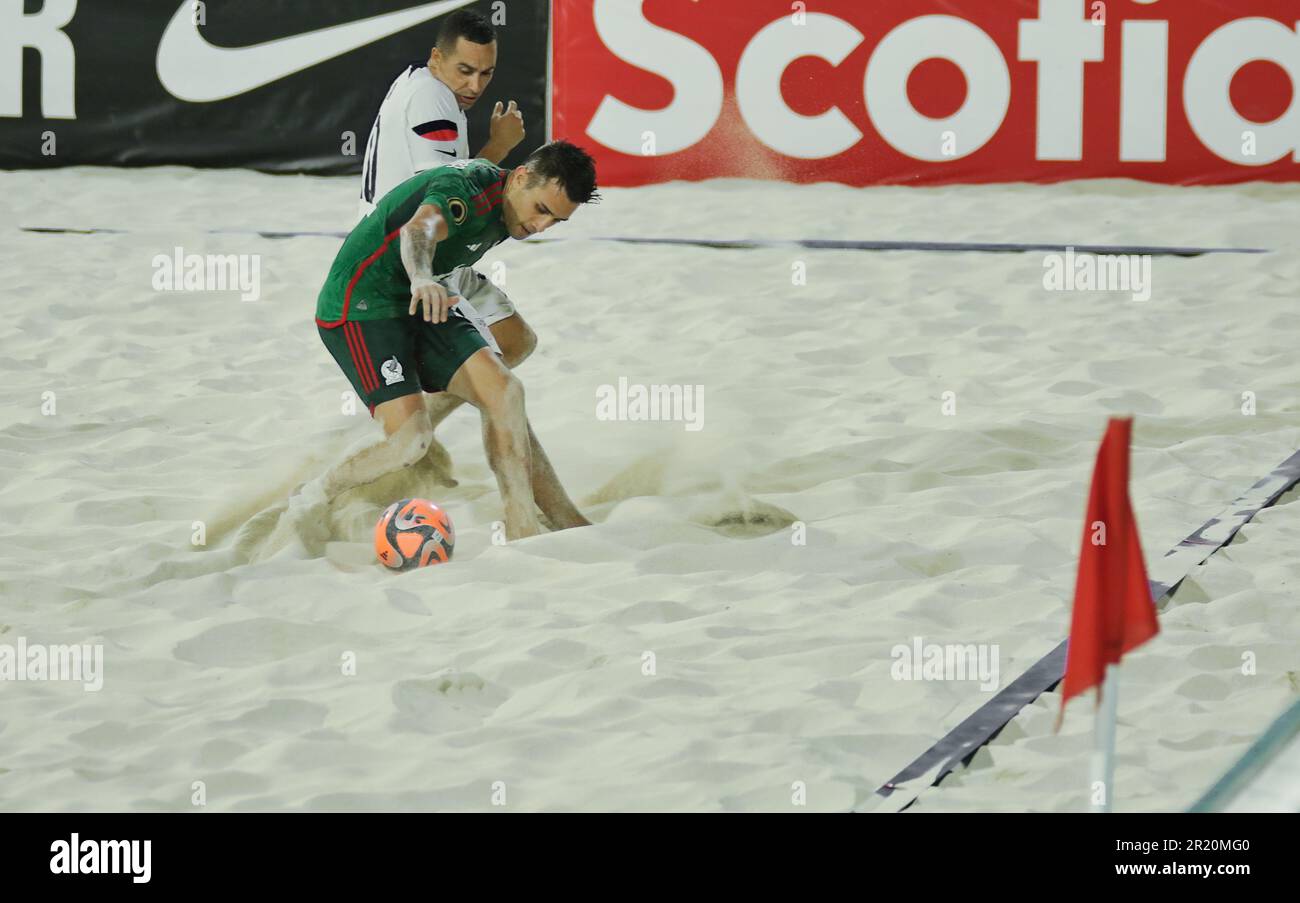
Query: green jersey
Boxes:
[{"xmin": 316, "ymin": 159, "xmax": 510, "ymax": 327}]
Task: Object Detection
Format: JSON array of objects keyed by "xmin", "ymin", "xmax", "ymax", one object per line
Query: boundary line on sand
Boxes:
[
  {"xmin": 17, "ymin": 226, "xmax": 1269, "ymax": 257},
  {"xmin": 867, "ymin": 447, "xmax": 1300, "ymax": 812},
  {"xmin": 528, "ymin": 236, "xmax": 1270, "ymax": 257}
]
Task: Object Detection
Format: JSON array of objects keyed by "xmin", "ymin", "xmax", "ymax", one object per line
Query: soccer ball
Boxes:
[{"xmin": 374, "ymin": 498, "xmax": 455, "ymax": 570}]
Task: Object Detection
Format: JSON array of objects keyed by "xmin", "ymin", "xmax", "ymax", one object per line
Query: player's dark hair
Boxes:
[
  {"xmin": 524, "ymin": 141, "xmax": 601, "ymax": 205},
  {"xmin": 436, "ymin": 9, "xmax": 496, "ymax": 52}
]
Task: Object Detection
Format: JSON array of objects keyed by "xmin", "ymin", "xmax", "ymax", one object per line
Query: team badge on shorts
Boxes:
[
  {"xmin": 381, "ymin": 356, "xmax": 405, "ymax": 385},
  {"xmin": 447, "ymin": 197, "xmax": 468, "ymax": 225}
]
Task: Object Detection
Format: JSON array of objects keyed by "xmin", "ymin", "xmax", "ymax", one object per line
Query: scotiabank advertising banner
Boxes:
[{"xmin": 551, "ymin": 0, "xmax": 1300, "ymax": 186}]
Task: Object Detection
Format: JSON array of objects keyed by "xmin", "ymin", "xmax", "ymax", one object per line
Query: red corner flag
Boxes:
[{"xmin": 1058, "ymin": 418, "xmax": 1159, "ymax": 727}]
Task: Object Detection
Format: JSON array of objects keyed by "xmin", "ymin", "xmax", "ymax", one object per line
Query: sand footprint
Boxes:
[
  {"xmin": 390, "ymin": 671, "xmax": 509, "ymax": 734},
  {"xmin": 691, "ymin": 495, "xmax": 797, "ymax": 538}
]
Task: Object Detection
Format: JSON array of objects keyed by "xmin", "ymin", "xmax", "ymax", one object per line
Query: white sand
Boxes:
[{"xmin": 1, "ymin": 168, "xmax": 1298, "ymax": 811}]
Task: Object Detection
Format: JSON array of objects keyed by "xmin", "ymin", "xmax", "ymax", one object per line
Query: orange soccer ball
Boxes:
[{"xmin": 374, "ymin": 498, "xmax": 455, "ymax": 570}]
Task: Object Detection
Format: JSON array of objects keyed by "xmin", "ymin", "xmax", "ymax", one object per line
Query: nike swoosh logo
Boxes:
[
  {"xmin": 435, "ymin": 149, "xmax": 458, "ymax": 157},
  {"xmin": 157, "ymin": 0, "xmax": 475, "ymax": 103}
]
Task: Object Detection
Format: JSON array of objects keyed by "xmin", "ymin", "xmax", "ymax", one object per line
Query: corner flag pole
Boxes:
[
  {"xmin": 1058, "ymin": 418, "xmax": 1159, "ymax": 812},
  {"xmin": 1091, "ymin": 664, "xmax": 1119, "ymax": 812}
]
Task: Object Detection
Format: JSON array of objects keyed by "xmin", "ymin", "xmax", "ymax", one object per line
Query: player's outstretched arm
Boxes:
[{"xmin": 400, "ymin": 204, "xmax": 458, "ymax": 323}]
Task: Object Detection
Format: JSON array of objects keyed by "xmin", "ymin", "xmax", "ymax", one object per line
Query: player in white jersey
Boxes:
[
  {"xmin": 357, "ymin": 9, "xmax": 535, "ymax": 444},
  {"xmin": 359, "ymin": 11, "xmax": 524, "ymax": 219},
  {"xmin": 357, "ymin": 64, "xmax": 472, "ymax": 215}
]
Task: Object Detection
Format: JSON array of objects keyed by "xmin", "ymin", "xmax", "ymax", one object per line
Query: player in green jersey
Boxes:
[{"xmin": 302, "ymin": 141, "xmax": 600, "ymax": 545}]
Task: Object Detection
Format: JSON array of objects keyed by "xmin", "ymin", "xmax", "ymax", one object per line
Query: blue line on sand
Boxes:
[
  {"xmin": 538, "ymin": 236, "xmax": 1270, "ymax": 257},
  {"xmin": 18, "ymin": 226, "xmax": 1269, "ymax": 256}
]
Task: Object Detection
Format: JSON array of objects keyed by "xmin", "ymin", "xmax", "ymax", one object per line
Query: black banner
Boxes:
[
  {"xmin": 0, "ymin": 813, "xmax": 1288, "ymax": 889},
  {"xmin": 1, "ymin": 0, "xmax": 549, "ymax": 172}
]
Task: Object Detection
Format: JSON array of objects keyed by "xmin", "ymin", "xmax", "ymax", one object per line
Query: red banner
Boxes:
[{"xmin": 551, "ymin": 0, "xmax": 1300, "ymax": 186}]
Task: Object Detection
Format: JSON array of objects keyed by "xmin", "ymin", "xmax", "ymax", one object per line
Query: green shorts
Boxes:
[{"xmin": 318, "ymin": 311, "xmax": 489, "ymax": 414}]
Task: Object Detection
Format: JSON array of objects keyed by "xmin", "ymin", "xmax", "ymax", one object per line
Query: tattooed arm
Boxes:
[{"xmin": 401, "ymin": 204, "xmax": 457, "ymax": 323}]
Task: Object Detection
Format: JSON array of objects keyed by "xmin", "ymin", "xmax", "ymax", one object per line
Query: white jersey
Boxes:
[{"xmin": 358, "ymin": 64, "xmax": 470, "ymax": 221}]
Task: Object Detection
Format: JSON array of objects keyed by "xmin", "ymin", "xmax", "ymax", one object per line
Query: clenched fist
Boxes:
[{"xmin": 489, "ymin": 100, "xmax": 525, "ymax": 154}]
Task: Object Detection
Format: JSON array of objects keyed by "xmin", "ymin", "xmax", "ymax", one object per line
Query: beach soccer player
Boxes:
[
  {"xmin": 305, "ymin": 141, "xmax": 599, "ymax": 543},
  {"xmin": 357, "ymin": 8, "xmax": 535, "ymax": 383}
]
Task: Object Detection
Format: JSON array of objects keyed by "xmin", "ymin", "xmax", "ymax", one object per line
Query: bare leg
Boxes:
[
  {"xmin": 317, "ymin": 398, "xmax": 432, "ymax": 498},
  {"xmin": 477, "ymin": 409, "xmax": 539, "ymax": 538},
  {"xmin": 422, "ymin": 312, "xmax": 538, "ymax": 432},
  {"xmin": 526, "ymin": 423, "xmax": 590, "ymax": 529},
  {"xmin": 447, "ymin": 348, "xmax": 540, "ymax": 539},
  {"xmin": 244, "ymin": 395, "xmax": 431, "ymax": 559}
]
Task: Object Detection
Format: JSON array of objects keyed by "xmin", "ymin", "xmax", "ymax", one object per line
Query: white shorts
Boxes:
[{"xmin": 438, "ymin": 266, "xmax": 517, "ymax": 355}]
